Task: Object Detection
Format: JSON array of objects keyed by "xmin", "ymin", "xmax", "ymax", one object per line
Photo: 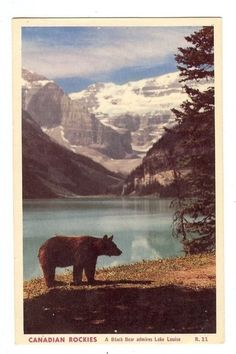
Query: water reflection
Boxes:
[{"xmin": 23, "ymin": 198, "xmax": 183, "ymax": 280}]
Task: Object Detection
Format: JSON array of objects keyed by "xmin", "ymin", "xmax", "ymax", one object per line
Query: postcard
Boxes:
[{"xmin": 13, "ymin": 17, "xmax": 223, "ymax": 345}]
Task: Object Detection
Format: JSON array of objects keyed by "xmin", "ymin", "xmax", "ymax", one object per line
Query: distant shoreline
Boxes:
[{"xmin": 23, "ymin": 195, "xmax": 174, "ymax": 201}]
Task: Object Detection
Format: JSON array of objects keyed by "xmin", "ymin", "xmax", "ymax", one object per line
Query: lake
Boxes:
[{"xmin": 23, "ymin": 197, "xmax": 183, "ymax": 280}]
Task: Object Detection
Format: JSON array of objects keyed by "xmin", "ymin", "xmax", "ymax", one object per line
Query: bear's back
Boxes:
[{"xmin": 38, "ymin": 235, "xmax": 97, "ymax": 267}]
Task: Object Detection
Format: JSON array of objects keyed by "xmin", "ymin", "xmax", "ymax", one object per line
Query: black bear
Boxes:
[{"xmin": 38, "ymin": 235, "xmax": 122, "ymax": 287}]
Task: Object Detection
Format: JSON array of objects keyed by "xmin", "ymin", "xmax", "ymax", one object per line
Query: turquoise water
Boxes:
[{"xmin": 23, "ymin": 197, "xmax": 183, "ymax": 280}]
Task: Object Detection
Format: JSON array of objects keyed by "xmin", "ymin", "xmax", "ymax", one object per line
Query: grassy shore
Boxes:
[{"xmin": 24, "ymin": 253, "xmax": 216, "ymax": 334}]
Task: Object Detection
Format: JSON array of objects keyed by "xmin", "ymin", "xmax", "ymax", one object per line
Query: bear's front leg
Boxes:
[
  {"xmin": 84, "ymin": 259, "xmax": 97, "ymax": 284},
  {"xmin": 73, "ymin": 264, "xmax": 83, "ymax": 285}
]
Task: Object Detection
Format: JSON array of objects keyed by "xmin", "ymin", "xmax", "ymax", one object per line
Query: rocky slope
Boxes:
[
  {"xmin": 122, "ymin": 101, "xmax": 214, "ymax": 197},
  {"xmin": 22, "ymin": 110, "xmax": 123, "ymax": 198},
  {"xmin": 122, "ymin": 121, "xmax": 192, "ymax": 196},
  {"xmin": 122, "ymin": 129, "xmax": 177, "ymax": 196}
]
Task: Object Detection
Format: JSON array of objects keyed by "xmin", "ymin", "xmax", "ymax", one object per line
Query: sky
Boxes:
[{"xmin": 22, "ymin": 26, "xmax": 198, "ymax": 93}]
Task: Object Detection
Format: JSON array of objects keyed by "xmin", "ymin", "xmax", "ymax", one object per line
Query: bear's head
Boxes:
[{"xmin": 99, "ymin": 235, "xmax": 122, "ymax": 257}]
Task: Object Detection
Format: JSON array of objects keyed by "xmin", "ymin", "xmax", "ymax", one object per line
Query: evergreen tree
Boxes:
[{"xmin": 171, "ymin": 26, "xmax": 215, "ymax": 254}]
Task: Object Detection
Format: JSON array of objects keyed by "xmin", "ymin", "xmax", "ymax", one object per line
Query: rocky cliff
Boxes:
[
  {"xmin": 22, "ymin": 110, "xmax": 123, "ymax": 198},
  {"xmin": 22, "ymin": 69, "xmax": 133, "ymax": 160}
]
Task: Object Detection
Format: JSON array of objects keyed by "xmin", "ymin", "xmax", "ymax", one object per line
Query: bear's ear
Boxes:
[
  {"xmin": 109, "ymin": 235, "xmax": 113, "ymax": 241},
  {"xmin": 103, "ymin": 235, "xmax": 108, "ymax": 240}
]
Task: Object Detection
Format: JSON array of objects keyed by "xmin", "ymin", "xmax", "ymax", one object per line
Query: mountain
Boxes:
[
  {"xmin": 69, "ymin": 72, "xmax": 212, "ymax": 155},
  {"xmin": 22, "ymin": 69, "xmax": 211, "ymax": 175},
  {"xmin": 22, "ymin": 110, "xmax": 123, "ymax": 198},
  {"xmin": 22, "ymin": 69, "xmax": 133, "ymax": 163}
]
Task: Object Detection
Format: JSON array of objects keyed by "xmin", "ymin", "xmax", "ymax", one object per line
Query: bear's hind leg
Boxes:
[{"xmin": 41, "ymin": 264, "xmax": 55, "ymax": 288}]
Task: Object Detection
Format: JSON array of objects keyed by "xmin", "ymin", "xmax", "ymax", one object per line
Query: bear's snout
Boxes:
[
  {"xmin": 113, "ymin": 248, "xmax": 122, "ymax": 256},
  {"xmin": 107, "ymin": 247, "xmax": 122, "ymax": 257}
]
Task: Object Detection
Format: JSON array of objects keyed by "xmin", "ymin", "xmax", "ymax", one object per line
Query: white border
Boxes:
[
  {"xmin": 13, "ymin": 16, "xmax": 223, "ymax": 346},
  {"xmin": 1, "ymin": 1, "xmax": 236, "ymax": 353}
]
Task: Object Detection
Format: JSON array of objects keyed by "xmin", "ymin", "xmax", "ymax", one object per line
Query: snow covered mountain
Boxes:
[
  {"xmin": 22, "ymin": 68, "xmax": 213, "ymax": 175},
  {"xmin": 69, "ymin": 72, "xmax": 212, "ymax": 154}
]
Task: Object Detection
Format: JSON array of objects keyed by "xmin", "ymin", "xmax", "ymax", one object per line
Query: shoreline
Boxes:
[
  {"xmin": 24, "ymin": 253, "xmax": 216, "ymax": 334},
  {"xmin": 24, "ymin": 253, "xmax": 215, "ymax": 298}
]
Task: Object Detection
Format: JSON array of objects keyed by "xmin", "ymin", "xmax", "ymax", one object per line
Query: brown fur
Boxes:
[{"xmin": 38, "ymin": 235, "xmax": 122, "ymax": 287}]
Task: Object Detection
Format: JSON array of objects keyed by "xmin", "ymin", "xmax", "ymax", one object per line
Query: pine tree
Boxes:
[{"xmin": 171, "ymin": 26, "xmax": 215, "ymax": 254}]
